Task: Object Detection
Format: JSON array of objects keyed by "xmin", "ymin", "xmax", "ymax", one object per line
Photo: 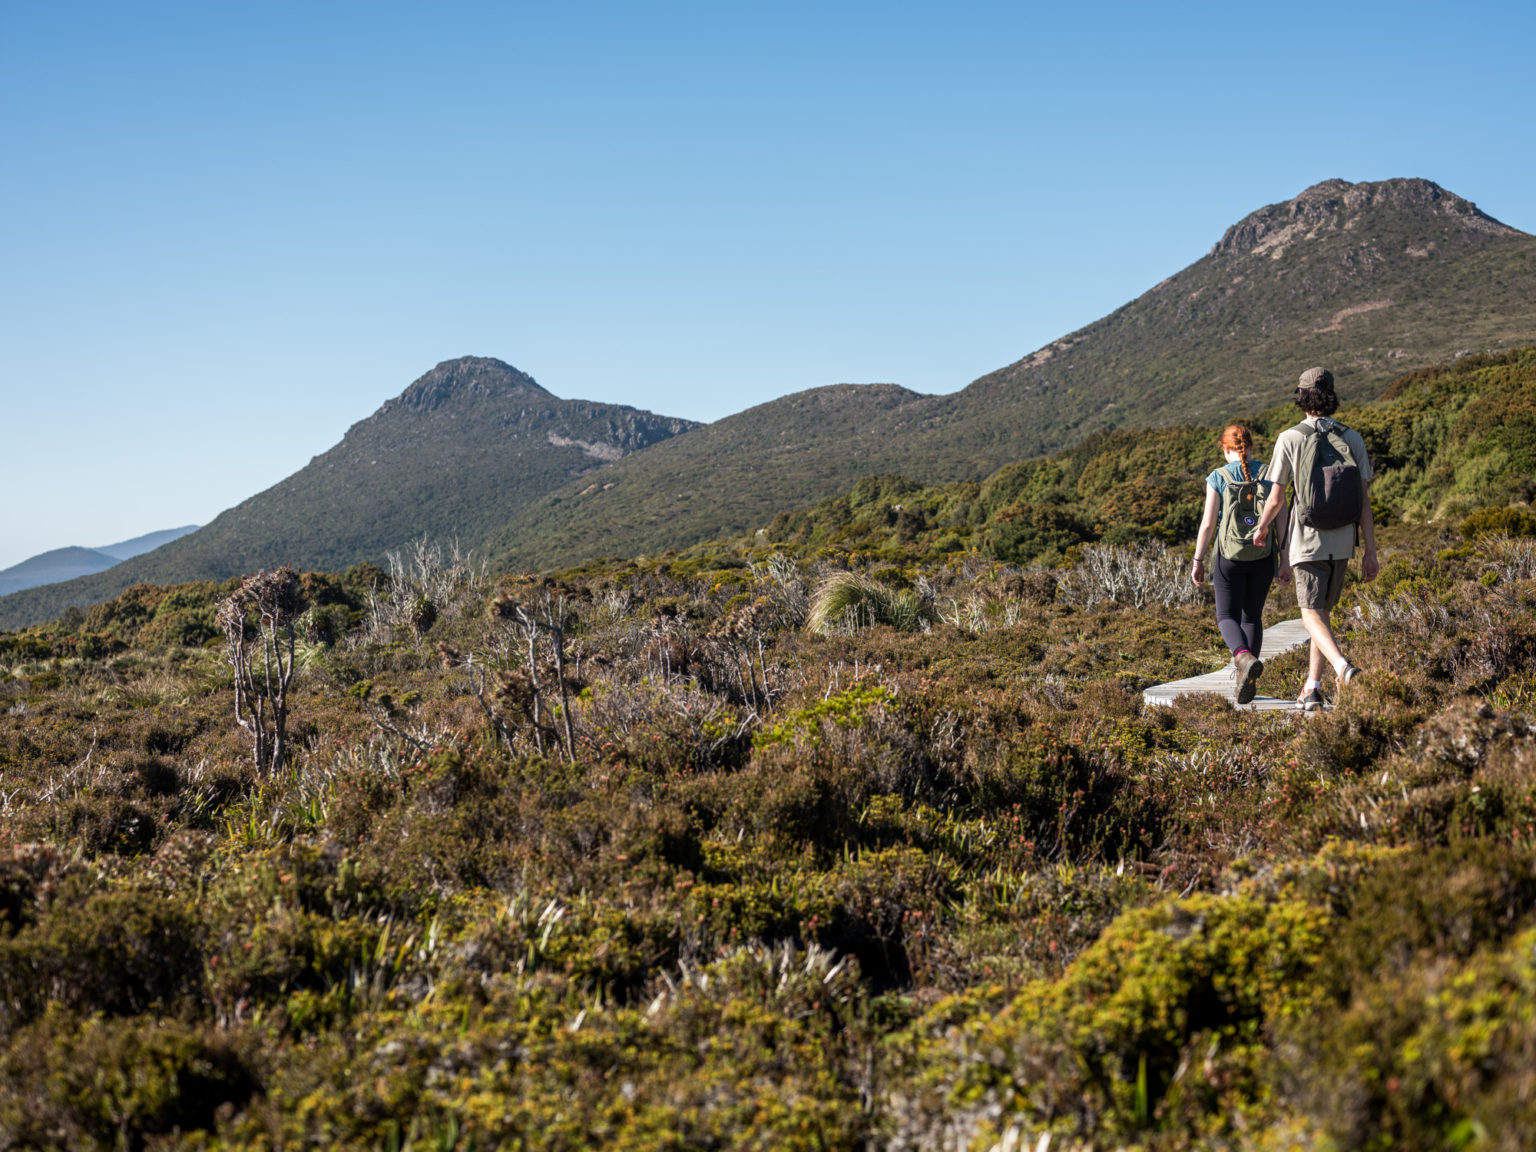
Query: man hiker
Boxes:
[{"xmin": 1253, "ymin": 366, "xmax": 1379, "ymax": 711}]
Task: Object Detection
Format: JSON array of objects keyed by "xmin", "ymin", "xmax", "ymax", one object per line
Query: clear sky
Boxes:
[{"xmin": 3, "ymin": 0, "xmax": 1534, "ymax": 571}]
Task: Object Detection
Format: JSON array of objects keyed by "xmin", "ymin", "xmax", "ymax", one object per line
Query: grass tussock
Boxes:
[{"xmin": 805, "ymin": 570, "xmax": 933, "ymax": 634}]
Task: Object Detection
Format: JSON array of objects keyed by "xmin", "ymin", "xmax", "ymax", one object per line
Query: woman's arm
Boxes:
[{"xmin": 1191, "ymin": 484, "xmax": 1221, "ymax": 586}]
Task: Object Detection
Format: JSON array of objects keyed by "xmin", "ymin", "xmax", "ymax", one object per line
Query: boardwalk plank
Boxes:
[{"xmin": 1143, "ymin": 618, "xmax": 1314, "ymax": 712}]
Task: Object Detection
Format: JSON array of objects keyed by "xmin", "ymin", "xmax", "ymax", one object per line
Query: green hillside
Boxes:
[
  {"xmin": 488, "ymin": 382, "xmax": 950, "ymax": 567},
  {"xmin": 553, "ymin": 346, "xmax": 1536, "ymax": 576},
  {"xmin": 0, "ymin": 358, "xmax": 697, "ymax": 630},
  {"xmin": 493, "ymin": 178, "xmax": 1536, "ymax": 569}
]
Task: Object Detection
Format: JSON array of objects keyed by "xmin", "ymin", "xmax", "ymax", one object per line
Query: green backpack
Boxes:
[
  {"xmin": 1217, "ymin": 466, "xmax": 1274, "ymax": 563},
  {"xmin": 1293, "ymin": 419, "xmax": 1364, "ymax": 531}
]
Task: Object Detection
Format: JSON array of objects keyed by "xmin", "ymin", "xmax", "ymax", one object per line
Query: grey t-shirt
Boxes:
[{"xmin": 1267, "ymin": 417, "xmax": 1374, "ymax": 564}]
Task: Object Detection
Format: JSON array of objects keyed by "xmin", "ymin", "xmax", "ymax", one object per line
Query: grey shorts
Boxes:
[{"xmin": 1294, "ymin": 558, "xmax": 1349, "ymax": 612}]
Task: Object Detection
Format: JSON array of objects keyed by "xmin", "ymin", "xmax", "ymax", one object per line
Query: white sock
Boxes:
[
  {"xmin": 1304, "ymin": 679, "xmax": 1321, "ymax": 693},
  {"xmin": 1332, "ymin": 655, "xmax": 1350, "ymax": 676}
]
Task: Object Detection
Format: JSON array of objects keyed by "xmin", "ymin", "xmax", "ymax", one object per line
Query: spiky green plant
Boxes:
[{"xmin": 805, "ymin": 571, "xmax": 931, "ymax": 635}]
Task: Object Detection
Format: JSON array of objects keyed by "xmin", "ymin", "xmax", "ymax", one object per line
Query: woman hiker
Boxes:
[{"xmin": 1191, "ymin": 424, "xmax": 1292, "ymax": 704}]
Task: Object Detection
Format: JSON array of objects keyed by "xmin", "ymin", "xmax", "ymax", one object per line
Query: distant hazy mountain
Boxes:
[
  {"xmin": 488, "ymin": 177, "xmax": 1536, "ymax": 569},
  {"xmin": 0, "ymin": 548, "xmax": 122, "ymax": 597},
  {"xmin": 95, "ymin": 525, "xmax": 199, "ymax": 562},
  {"xmin": 0, "ymin": 359, "xmax": 696, "ymax": 628},
  {"xmin": 0, "ymin": 526, "xmax": 199, "ymax": 596}
]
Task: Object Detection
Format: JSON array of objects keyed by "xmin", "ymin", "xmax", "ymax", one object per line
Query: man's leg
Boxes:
[{"xmin": 1301, "ymin": 607, "xmax": 1343, "ymax": 676}]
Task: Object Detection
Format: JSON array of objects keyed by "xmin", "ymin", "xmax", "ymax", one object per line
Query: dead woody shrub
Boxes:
[
  {"xmin": 1056, "ymin": 541, "xmax": 1202, "ymax": 609},
  {"xmin": 447, "ymin": 590, "xmax": 581, "ymax": 762},
  {"xmin": 215, "ymin": 566, "xmax": 306, "ymax": 774},
  {"xmin": 705, "ymin": 596, "xmax": 780, "ymax": 711},
  {"xmin": 367, "ymin": 537, "xmax": 486, "ymax": 639}
]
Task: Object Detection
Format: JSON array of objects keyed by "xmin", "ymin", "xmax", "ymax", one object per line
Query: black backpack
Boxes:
[{"xmin": 1293, "ymin": 420, "xmax": 1364, "ymax": 531}]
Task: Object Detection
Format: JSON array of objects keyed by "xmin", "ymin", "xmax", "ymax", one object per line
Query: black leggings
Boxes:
[{"xmin": 1213, "ymin": 553, "xmax": 1274, "ymax": 656}]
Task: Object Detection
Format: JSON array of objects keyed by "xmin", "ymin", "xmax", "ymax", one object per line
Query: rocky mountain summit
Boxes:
[
  {"xmin": 343, "ymin": 357, "xmax": 695, "ymax": 465},
  {"xmin": 490, "ymin": 178, "xmax": 1536, "ymax": 569},
  {"xmin": 1211, "ymin": 178, "xmax": 1522, "ymax": 261},
  {"xmin": 377, "ymin": 356, "xmax": 551, "ymax": 415}
]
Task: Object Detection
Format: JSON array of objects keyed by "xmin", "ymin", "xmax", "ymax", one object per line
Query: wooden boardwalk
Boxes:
[{"xmin": 1143, "ymin": 618, "xmax": 1313, "ymax": 712}]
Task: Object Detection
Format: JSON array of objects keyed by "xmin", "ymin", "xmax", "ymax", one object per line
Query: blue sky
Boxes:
[{"xmin": 3, "ymin": 0, "xmax": 1534, "ymax": 571}]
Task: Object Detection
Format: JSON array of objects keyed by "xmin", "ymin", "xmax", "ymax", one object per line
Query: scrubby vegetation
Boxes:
[
  {"xmin": 4, "ymin": 352, "xmax": 1536, "ymax": 1149},
  {"xmin": 760, "ymin": 347, "xmax": 1536, "ymax": 569}
]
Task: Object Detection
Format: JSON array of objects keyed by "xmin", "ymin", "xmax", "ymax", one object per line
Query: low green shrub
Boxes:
[
  {"xmin": 0, "ymin": 882, "xmax": 202, "ymax": 1024},
  {"xmin": 0, "ymin": 1011, "xmax": 256, "ymax": 1151}
]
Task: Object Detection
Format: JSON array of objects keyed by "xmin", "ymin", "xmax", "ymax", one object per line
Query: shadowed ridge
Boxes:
[{"xmin": 489, "ymin": 381, "xmax": 945, "ymax": 569}]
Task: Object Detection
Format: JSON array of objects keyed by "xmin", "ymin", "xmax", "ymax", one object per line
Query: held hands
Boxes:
[{"xmin": 1277, "ymin": 558, "xmax": 1293, "ymax": 586}]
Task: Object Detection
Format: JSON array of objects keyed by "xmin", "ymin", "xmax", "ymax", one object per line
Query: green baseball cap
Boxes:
[{"xmin": 1297, "ymin": 366, "xmax": 1334, "ymax": 391}]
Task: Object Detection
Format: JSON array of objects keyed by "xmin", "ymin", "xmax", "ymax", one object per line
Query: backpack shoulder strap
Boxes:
[{"xmin": 1323, "ymin": 421, "xmax": 1359, "ymax": 465}]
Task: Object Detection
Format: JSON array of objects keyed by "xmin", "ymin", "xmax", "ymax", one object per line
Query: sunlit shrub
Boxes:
[{"xmin": 893, "ymin": 891, "xmax": 1331, "ymax": 1147}]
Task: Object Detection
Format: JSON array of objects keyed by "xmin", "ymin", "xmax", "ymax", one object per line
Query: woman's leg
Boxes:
[
  {"xmin": 1212, "ymin": 555, "xmax": 1248, "ymax": 654},
  {"xmin": 1239, "ymin": 561, "xmax": 1274, "ymax": 655}
]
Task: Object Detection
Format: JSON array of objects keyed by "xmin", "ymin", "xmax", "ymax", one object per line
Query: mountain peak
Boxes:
[
  {"xmin": 378, "ymin": 356, "xmax": 552, "ymax": 416},
  {"xmin": 1211, "ymin": 177, "xmax": 1524, "ymax": 260}
]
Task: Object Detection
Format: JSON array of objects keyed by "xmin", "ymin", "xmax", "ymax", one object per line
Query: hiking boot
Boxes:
[
  {"xmin": 1234, "ymin": 652, "xmax": 1264, "ymax": 706},
  {"xmin": 1298, "ymin": 688, "xmax": 1327, "ymax": 712},
  {"xmin": 1338, "ymin": 662, "xmax": 1362, "ymax": 685}
]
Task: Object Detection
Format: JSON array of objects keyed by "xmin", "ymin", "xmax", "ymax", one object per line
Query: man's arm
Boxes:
[
  {"xmin": 1253, "ymin": 483, "xmax": 1285, "ymax": 546},
  {"xmin": 1359, "ymin": 480, "xmax": 1378, "ymax": 581}
]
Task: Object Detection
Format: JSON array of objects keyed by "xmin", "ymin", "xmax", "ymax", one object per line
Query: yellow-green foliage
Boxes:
[
  {"xmin": 754, "ymin": 683, "xmax": 893, "ymax": 749},
  {"xmin": 1358, "ymin": 347, "xmax": 1536, "ymax": 520},
  {"xmin": 893, "ymin": 889, "xmax": 1333, "ymax": 1146}
]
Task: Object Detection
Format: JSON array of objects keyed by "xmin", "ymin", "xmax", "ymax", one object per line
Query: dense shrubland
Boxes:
[
  {"xmin": 761, "ymin": 348, "xmax": 1536, "ymax": 569},
  {"xmin": 3, "ymin": 352, "xmax": 1536, "ymax": 1149}
]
